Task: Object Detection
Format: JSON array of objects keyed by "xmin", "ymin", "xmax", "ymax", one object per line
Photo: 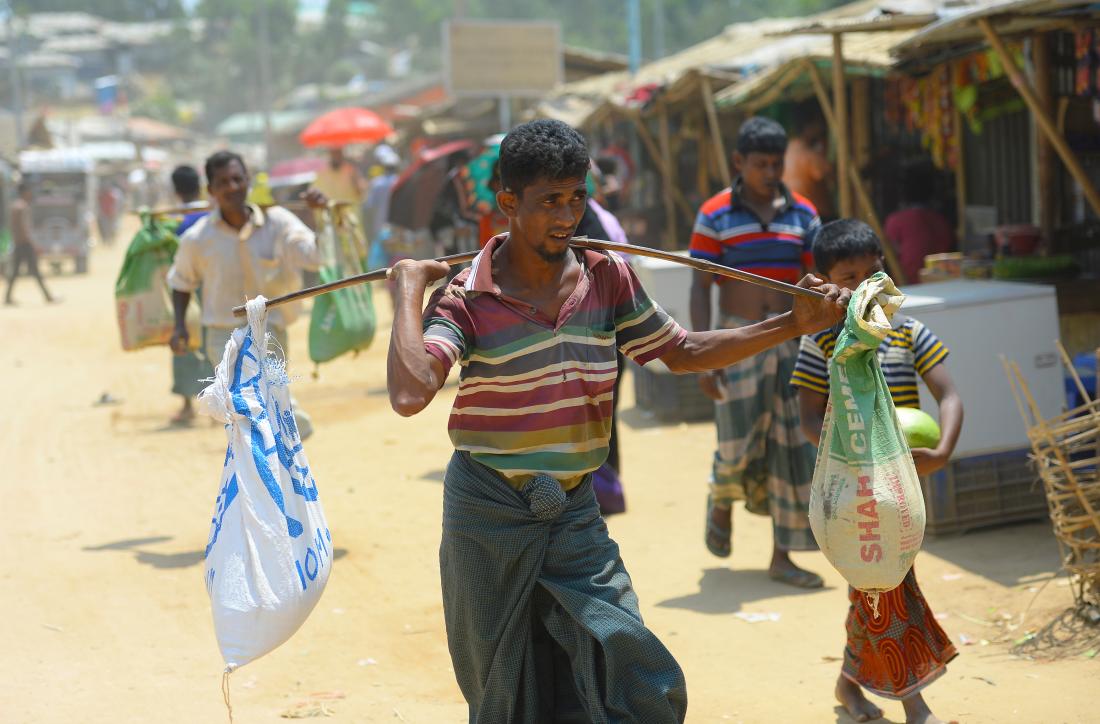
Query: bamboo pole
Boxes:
[
  {"xmin": 658, "ymin": 103, "xmax": 678, "ymax": 250},
  {"xmin": 978, "ymin": 17, "xmax": 1100, "ymax": 218},
  {"xmin": 700, "ymin": 79, "xmax": 732, "ymax": 187},
  {"xmin": 135, "ymin": 199, "xmax": 350, "ymax": 217},
  {"xmin": 744, "ymin": 61, "xmax": 806, "ymax": 116},
  {"xmin": 802, "ymin": 59, "xmax": 906, "ymax": 284},
  {"xmin": 696, "ymin": 116, "xmax": 711, "ymax": 198},
  {"xmin": 231, "ymin": 237, "xmax": 827, "ymax": 317},
  {"xmin": 1033, "ymin": 32, "xmax": 1055, "ymax": 246},
  {"xmin": 629, "ymin": 113, "xmax": 696, "ymax": 220},
  {"xmin": 832, "ymin": 34, "xmax": 852, "ymax": 217},
  {"xmin": 953, "ymin": 103, "xmax": 968, "ymax": 244}
]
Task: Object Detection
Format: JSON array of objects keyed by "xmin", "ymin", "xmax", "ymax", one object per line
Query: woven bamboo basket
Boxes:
[{"xmin": 1003, "ymin": 344, "xmax": 1100, "ymax": 609}]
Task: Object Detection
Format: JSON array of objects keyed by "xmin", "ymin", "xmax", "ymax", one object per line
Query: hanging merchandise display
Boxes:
[
  {"xmin": 899, "ymin": 44, "xmax": 1028, "ymax": 169},
  {"xmin": 1074, "ymin": 29, "xmax": 1099, "ymax": 98}
]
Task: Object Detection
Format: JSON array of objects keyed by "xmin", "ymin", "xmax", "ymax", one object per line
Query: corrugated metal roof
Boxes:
[{"xmin": 892, "ymin": 0, "xmax": 1098, "ymax": 58}]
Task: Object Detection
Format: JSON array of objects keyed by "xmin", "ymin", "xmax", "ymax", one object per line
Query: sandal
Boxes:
[{"xmin": 705, "ymin": 496, "xmax": 732, "ymax": 558}]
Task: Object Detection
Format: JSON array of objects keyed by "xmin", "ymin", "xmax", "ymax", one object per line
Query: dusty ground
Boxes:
[{"xmin": 2, "ymin": 223, "xmax": 1097, "ymax": 723}]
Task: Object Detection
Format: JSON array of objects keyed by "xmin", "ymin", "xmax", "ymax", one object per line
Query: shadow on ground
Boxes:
[
  {"xmin": 656, "ymin": 567, "xmax": 830, "ymax": 615},
  {"xmin": 82, "ymin": 536, "xmax": 173, "ymax": 551},
  {"xmin": 1012, "ymin": 605, "xmax": 1100, "ymax": 661},
  {"xmin": 84, "ymin": 535, "xmax": 349, "ymax": 569},
  {"xmin": 922, "ymin": 521, "xmax": 1062, "ymax": 587},
  {"xmin": 833, "ymin": 704, "xmax": 903, "ymax": 724}
]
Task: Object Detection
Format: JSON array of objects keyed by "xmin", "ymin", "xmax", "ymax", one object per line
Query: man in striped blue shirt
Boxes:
[{"xmin": 690, "ymin": 116, "xmax": 825, "ymax": 588}]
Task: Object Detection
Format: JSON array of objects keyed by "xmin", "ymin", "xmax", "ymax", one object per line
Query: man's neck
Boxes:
[
  {"xmin": 495, "ymin": 232, "xmax": 571, "ymax": 291},
  {"xmin": 219, "ymin": 202, "xmax": 250, "ymax": 230}
]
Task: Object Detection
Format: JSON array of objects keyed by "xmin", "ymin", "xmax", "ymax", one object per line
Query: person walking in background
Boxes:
[
  {"xmin": 5, "ymin": 181, "xmax": 57, "ymax": 306},
  {"xmin": 363, "ymin": 144, "xmax": 400, "ymax": 242},
  {"xmin": 96, "ymin": 179, "xmax": 123, "ymax": 246},
  {"xmin": 314, "ymin": 145, "xmax": 367, "ymax": 220},
  {"xmin": 783, "ymin": 102, "xmax": 835, "ymax": 221},
  {"xmin": 884, "ymin": 163, "xmax": 956, "ymax": 285},
  {"xmin": 167, "ymin": 164, "xmax": 211, "ymax": 426},
  {"xmin": 167, "ymin": 151, "xmax": 327, "ymax": 439},
  {"xmin": 690, "ymin": 116, "xmax": 824, "ymax": 589}
]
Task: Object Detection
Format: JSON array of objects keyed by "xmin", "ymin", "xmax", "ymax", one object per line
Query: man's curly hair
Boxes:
[{"xmin": 499, "ymin": 119, "xmax": 590, "ymax": 197}]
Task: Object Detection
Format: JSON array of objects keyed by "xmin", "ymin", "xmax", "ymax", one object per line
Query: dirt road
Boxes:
[{"xmin": 2, "ymin": 227, "xmax": 1096, "ymax": 723}]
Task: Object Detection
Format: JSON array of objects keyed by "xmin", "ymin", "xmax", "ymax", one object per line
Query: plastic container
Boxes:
[
  {"xmin": 629, "ymin": 359, "xmax": 714, "ymax": 423},
  {"xmin": 923, "ymin": 448, "xmax": 1048, "ymax": 535}
]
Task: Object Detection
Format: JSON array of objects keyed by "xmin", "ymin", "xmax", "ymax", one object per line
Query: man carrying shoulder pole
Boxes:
[{"xmin": 386, "ymin": 119, "xmax": 850, "ymax": 722}]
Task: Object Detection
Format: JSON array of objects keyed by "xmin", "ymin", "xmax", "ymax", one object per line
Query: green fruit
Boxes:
[{"xmin": 896, "ymin": 407, "xmax": 941, "ymax": 449}]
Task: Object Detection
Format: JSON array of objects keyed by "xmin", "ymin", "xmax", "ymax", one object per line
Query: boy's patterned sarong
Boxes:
[
  {"xmin": 843, "ymin": 567, "xmax": 958, "ymax": 700},
  {"xmin": 711, "ymin": 315, "xmax": 817, "ymax": 551},
  {"xmin": 441, "ymin": 450, "xmax": 687, "ymax": 724}
]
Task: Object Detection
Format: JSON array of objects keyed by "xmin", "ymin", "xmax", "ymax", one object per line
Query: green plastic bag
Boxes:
[
  {"xmin": 308, "ymin": 209, "xmax": 376, "ymax": 365},
  {"xmin": 808, "ymin": 272, "xmax": 926, "ymax": 598},
  {"xmin": 115, "ymin": 213, "xmax": 188, "ymax": 350}
]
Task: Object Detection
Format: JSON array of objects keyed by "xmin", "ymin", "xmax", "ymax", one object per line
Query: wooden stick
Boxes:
[
  {"xmin": 231, "ymin": 238, "xmax": 826, "ymax": 318},
  {"xmin": 657, "ymin": 104, "xmax": 678, "ymax": 251},
  {"xmin": 628, "ymin": 114, "xmax": 696, "ymax": 220},
  {"xmin": 832, "ymin": 33, "xmax": 852, "ymax": 217},
  {"xmin": 232, "ymin": 249, "xmax": 480, "ymax": 318},
  {"xmin": 134, "ymin": 199, "xmax": 352, "ymax": 217},
  {"xmin": 802, "ymin": 59, "xmax": 906, "ymax": 284},
  {"xmin": 978, "ymin": 18, "xmax": 1100, "ymax": 219},
  {"xmin": 953, "ymin": 102, "xmax": 968, "ymax": 243},
  {"xmin": 1058, "ymin": 340, "xmax": 1091, "ymax": 405},
  {"xmin": 700, "ymin": 79, "xmax": 732, "ymax": 187}
]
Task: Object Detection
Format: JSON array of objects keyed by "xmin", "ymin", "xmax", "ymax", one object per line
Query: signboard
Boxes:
[{"xmin": 444, "ymin": 20, "xmax": 563, "ymax": 97}]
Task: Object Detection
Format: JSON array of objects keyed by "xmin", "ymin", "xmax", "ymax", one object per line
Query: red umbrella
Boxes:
[{"xmin": 299, "ymin": 107, "xmax": 393, "ymax": 148}]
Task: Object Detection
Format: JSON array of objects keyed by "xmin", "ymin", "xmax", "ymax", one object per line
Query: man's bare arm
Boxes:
[
  {"xmin": 662, "ymin": 275, "xmax": 848, "ymax": 373},
  {"xmin": 386, "ymin": 259, "xmax": 451, "ymax": 416}
]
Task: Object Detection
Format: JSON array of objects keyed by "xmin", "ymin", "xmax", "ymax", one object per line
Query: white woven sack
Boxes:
[{"xmin": 198, "ymin": 297, "xmax": 332, "ymax": 671}]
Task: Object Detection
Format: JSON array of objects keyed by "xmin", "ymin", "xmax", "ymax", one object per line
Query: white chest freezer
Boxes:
[{"xmin": 901, "ymin": 279, "xmax": 1063, "ymax": 458}]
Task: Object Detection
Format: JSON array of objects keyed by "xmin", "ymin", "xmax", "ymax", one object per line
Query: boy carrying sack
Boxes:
[{"xmin": 792, "ymin": 220, "xmax": 963, "ymax": 724}]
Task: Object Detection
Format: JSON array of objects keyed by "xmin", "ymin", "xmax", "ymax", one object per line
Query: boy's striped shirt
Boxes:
[
  {"xmin": 790, "ymin": 315, "xmax": 949, "ymax": 409},
  {"xmin": 689, "ymin": 179, "xmax": 820, "ymax": 283},
  {"xmin": 423, "ymin": 235, "xmax": 686, "ymax": 489}
]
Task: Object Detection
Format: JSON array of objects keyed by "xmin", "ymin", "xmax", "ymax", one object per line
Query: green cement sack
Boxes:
[
  {"xmin": 809, "ymin": 272, "xmax": 926, "ymax": 605},
  {"xmin": 308, "ymin": 208, "xmax": 376, "ymax": 365},
  {"xmin": 115, "ymin": 213, "xmax": 199, "ymax": 351}
]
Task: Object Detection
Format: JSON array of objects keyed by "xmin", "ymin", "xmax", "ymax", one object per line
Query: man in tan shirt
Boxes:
[
  {"xmin": 312, "ymin": 147, "xmax": 366, "ymax": 218},
  {"xmin": 167, "ymin": 150, "xmax": 326, "ymax": 437},
  {"xmin": 5, "ymin": 182, "xmax": 57, "ymax": 306}
]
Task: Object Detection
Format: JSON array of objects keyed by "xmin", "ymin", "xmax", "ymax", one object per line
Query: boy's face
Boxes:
[
  {"xmin": 733, "ymin": 151, "xmax": 784, "ymax": 201},
  {"xmin": 823, "ymin": 253, "xmax": 884, "ymax": 291}
]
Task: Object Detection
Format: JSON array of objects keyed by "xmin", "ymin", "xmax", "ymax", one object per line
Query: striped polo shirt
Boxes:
[
  {"xmin": 790, "ymin": 314, "xmax": 949, "ymax": 409},
  {"xmin": 689, "ymin": 179, "xmax": 820, "ymax": 283},
  {"xmin": 422, "ymin": 235, "xmax": 687, "ymax": 490}
]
